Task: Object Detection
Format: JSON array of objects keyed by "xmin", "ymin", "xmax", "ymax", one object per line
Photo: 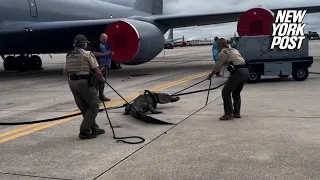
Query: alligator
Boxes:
[{"xmin": 123, "ymin": 90, "xmax": 180, "ymax": 125}]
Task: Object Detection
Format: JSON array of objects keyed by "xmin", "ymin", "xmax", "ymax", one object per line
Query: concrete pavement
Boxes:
[{"xmin": 1, "ymin": 42, "xmax": 320, "ymax": 180}]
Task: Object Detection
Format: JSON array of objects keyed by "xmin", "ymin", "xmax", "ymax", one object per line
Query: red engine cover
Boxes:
[
  {"xmin": 237, "ymin": 8, "xmax": 274, "ymax": 36},
  {"xmin": 104, "ymin": 21, "xmax": 139, "ymax": 62}
]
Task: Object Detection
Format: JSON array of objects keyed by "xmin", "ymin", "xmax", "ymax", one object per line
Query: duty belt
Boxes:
[
  {"xmin": 227, "ymin": 64, "xmax": 248, "ymax": 74},
  {"xmin": 69, "ymin": 74, "xmax": 90, "ymax": 81},
  {"xmin": 233, "ymin": 64, "xmax": 246, "ymax": 69}
]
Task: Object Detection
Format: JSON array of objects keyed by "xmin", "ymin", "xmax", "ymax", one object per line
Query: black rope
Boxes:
[
  {"xmin": 205, "ymin": 79, "xmax": 212, "ymax": 105},
  {"xmin": 0, "ymin": 78, "xmax": 226, "ymax": 126},
  {"xmin": 172, "ymin": 81, "xmax": 226, "ymax": 97},
  {"xmin": 102, "ymin": 80, "xmax": 145, "ymax": 144},
  {"xmin": 0, "ymin": 103, "xmax": 127, "ymax": 125},
  {"xmin": 171, "ymin": 79, "xmax": 207, "ymax": 96},
  {"xmin": 0, "ymin": 112, "xmax": 83, "ymax": 125},
  {"xmin": 102, "ymin": 78, "xmax": 215, "ymax": 144}
]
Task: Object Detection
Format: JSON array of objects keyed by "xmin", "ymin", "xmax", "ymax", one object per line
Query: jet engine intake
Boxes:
[
  {"xmin": 105, "ymin": 19, "xmax": 165, "ymax": 65},
  {"xmin": 237, "ymin": 7, "xmax": 274, "ymax": 37}
]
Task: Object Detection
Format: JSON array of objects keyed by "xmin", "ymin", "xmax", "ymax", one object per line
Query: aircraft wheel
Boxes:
[
  {"xmin": 28, "ymin": 55, "xmax": 42, "ymax": 70},
  {"xmin": 16, "ymin": 55, "xmax": 28, "ymax": 72},
  {"xmin": 3, "ymin": 56, "xmax": 16, "ymax": 70}
]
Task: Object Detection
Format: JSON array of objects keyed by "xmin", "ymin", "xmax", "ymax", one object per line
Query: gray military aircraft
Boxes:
[
  {"xmin": 1, "ymin": 0, "xmax": 320, "ymax": 71},
  {"xmin": 164, "ymin": 29, "xmax": 184, "ymax": 49}
]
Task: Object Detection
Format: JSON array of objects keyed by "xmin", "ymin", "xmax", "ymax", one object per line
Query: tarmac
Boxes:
[{"xmin": 0, "ymin": 42, "xmax": 320, "ymax": 180}]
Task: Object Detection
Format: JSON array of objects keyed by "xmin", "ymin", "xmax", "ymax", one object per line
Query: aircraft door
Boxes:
[{"xmin": 28, "ymin": 0, "xmax": 38, "ymax": 17}]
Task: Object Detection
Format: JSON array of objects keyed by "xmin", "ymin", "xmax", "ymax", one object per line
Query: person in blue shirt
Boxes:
[
  {"xmin": 212, "ymin": 37, "xmax": 221, "ymax": 77},
  {"xmin": 93, "ymin": 33, "xmax": 114, "ymax": 101}
]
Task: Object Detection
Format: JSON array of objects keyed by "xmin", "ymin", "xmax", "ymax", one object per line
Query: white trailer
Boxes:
[{"xmin": 232, "ymin": 35, "xmax": 313, "ymax": 83}]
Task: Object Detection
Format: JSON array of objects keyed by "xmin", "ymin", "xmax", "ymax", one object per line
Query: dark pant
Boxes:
[
  {"xmin": 97, "ymin": 66, "xmax": 108, "ymax": 99},
  {"xmin": 221, "ymin": 67, "xmax": 249, "ymax": 116},
  {"xmin": 68, "ymin": 79, "xmax": 100, "ymax": 132}
]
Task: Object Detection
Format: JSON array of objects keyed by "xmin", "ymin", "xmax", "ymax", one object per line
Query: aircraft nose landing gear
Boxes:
[{"xmin": 2, "ymin": 55, "xmax": 43, "ymax": 71}]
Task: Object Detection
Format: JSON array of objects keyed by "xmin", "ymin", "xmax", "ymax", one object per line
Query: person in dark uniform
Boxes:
[
  {"xmin": 63, "ymin": 34, "xmax": 106, "ymax": 139},
  {"xmin": 207, "ymin": 38, "xmax": 249, "ymax": 120}
]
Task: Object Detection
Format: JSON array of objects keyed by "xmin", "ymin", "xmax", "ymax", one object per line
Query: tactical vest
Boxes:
[
  {"xmin": 65, "ymin": 48, "xmax": 91, "ymax": 74},
  {"xmin": 221, "ymin": 48, "xmax": 245, "ymax": 66}
]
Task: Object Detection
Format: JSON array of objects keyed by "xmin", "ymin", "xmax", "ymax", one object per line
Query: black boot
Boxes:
[
  {"xmin": 233, "ymin": 112, "xmax": 241, "ymax": 118},
  {"xmin": 92, "ymin": 129, "xmax": 105, "ymax": 136},
  {"xmin": 219, "ymin": 114, "xmax": 233, "ymax": 121},
  {"xmin": 99, "ymin": 89, "xmax": 110, "ymax": 101},
  {"xmin": 79, "ymin": 131, "xmax": 97, "ymax": 139}
]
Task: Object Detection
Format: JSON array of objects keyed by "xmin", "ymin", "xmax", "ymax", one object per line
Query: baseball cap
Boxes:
[{"xmin": 73, "ymin": 34, "xmax": 90, "ymax": 46}]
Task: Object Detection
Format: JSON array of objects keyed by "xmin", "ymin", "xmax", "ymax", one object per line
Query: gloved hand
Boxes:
[
  {"xmin": 206, "ymin": 74, "xmax": 213, "ymax": 80},
  {"xmin": 101, "ymin": 77, "xmax": 106, "ymax": 82}
]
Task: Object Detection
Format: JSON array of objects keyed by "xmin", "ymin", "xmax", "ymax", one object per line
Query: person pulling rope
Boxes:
[{"xmin": 0, "ymin": 78, "xmax": 226, "ymax": 126}]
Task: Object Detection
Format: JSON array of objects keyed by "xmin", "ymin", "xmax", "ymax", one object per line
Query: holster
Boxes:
[
  {"xmin": 69, "ymin": 74, "xmax": 91, "ymax": 87},
  {"xmin": 227, "ymin": 64, "xmax": 247, "ymax": 75},
  {"xmin": 88, "ymin": 71, "xmax": 98, "ymax": 87},
  {"xmin": 227, "ymin": 64, "xmax": 236, "ymax": 74}
]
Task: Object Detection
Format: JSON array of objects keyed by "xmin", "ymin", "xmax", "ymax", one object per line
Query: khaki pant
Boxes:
[
  {"xmin": 221, "ymin": 68, "xmax": 249, "ymax": 116},
  {"xmin": 68, "ymin": 79, "xmax": 100, "ymax": 132}
]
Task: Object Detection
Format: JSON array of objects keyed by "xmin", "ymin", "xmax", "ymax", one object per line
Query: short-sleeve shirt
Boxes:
[
  {"xmin": 97, "ymin": 43, "xmax": 112, "ymax": 68},
  {"xmin": 64, "ymin": 48, "xmax": 99, "ymax": 74},
  {"xmin": 213, "ymin": 47, "xmax": 245, "ymax": 71}
]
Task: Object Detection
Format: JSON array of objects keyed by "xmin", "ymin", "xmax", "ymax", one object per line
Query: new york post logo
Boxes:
[{"xmin": 270, "ymin": 10, "xmax": 307, "ymax": 50}]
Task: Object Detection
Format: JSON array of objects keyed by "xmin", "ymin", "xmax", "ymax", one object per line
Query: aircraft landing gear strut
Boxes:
[{"xmin": 2, "ymin": 55, "xmax": 43, "ymax": 72}]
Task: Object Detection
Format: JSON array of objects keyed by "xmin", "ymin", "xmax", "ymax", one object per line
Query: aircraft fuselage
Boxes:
[
  {"xmin": 0, "ymin": 0, "xmax": 154, "ymax": 55},
  {"xmin": 1, "ymin": 0, "xmax": 150, "ymax": 22}
]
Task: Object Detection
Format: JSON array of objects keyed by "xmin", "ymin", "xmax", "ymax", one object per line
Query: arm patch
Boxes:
[{"xmin": 223, "ymin": 49, "xmax": 229, "ymax": 54}]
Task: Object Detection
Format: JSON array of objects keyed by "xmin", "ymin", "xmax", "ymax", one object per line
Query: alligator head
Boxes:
[{"xmin": 155, "ymin": 93, "xmax": 180, "ymax": 104}]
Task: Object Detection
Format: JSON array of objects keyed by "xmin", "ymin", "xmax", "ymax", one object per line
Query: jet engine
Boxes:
[
  {"xmin": 237, "ymin": 7, "xmax": 274, "ymax": 37},
  {"xmin": 105, "ymin": 19, "xmax": 165, "ymax": 65}
]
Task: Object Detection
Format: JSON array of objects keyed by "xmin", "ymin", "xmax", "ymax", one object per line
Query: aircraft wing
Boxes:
[
  {"xmin": 151, "ymin": 5, "xmax": 320, "ymax": 28},
  {"xmin": 0, "ymin": 19, "xmax": 121, "ymax": 36}
]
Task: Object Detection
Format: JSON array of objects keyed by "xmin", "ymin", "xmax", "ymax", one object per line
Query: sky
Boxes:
[{"xmin": 104, "ymin": 0, "xmax": 320, "ymax": 40}]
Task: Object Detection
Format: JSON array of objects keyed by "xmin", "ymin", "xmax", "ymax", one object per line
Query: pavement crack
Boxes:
[
  {"xmin": 92, "ymin": 95, "xmax": 222, "ymax": 180},
  {"xmin": 243, "ymin": 115, "xmax": 320, "ymax": 119},
  {"xmin": 194, "ymin": 114, "xmax": 320, "ymax": 119},
  {"xmin": 0, "ymin": 172, "xmax": 73, "ymax": 180}
]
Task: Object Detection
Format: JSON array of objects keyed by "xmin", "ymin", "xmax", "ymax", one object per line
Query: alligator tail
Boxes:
[{"xmin": 135, "ymin": 112, "xmax": 175, "ymax": 125}]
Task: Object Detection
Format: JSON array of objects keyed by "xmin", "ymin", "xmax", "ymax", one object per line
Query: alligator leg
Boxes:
[
  {"xmin": 123, "ymin": 111, "xmax": 130, "ymax": 115},
  {"xmin": 123, "ymin": 105, "xmax": 131, "ymax": 115},
  {"xmin": 130, "ymin": 110, "xmax": 173, "ymax": 124},
  {"xmin": 147, "ymin": 104, "xmax": 162, "ymax": 114}
]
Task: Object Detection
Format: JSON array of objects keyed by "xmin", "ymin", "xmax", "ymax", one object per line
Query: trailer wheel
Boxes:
[
  {"xmin": 292, "ymin": 68, "xmax": 309, "ymax": 81},
  {"xmin": 247, "ymin": 70, "xmax": 261, "ymax": 83}
]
